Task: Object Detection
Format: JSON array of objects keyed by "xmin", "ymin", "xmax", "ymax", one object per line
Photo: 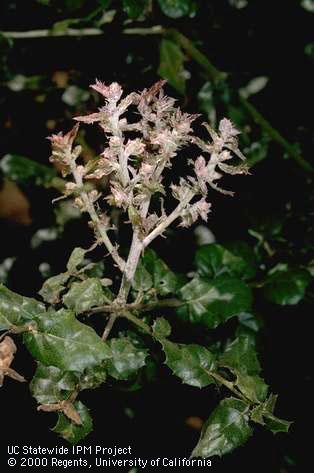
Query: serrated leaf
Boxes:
[
  {"xmin": 263, "ymin": 413, "xmax": 292, "ymax": 434},
  {"xmin": 177, "ymin": 277, "xmax": 252, "ymax": 329},
  {"xmin": 220, "ymin": 334, "xmax": 268, "ymax": 403},
  {"xmin": 220, "ymin": 334, "xmax": 261, "ymax": 376},
  {"xmin": 79, "ymin": 364, "xmax": 107, "ymax": 390},
  {"xmin": 158, "ymin": 39, "xmax": 186, "ymax": 95},
  {"xmin": 39, "ymin": 272, "xmax": 69, "ymax": 304},
  {"xmin": 52, "ymin": 401, "xmax": 92, "ymax": 444},
  {"xmin": 250, "ymin": 394, "xmax": 292, "ymax": 433},
  {"xmin": 236, "ymin": 372, "xmax": 268, "ymax": 403},
  {"xmin": 30, "ymin": 364, "xmax": 77, "ymax": 404},
  {"xmin": 0, "ymin": 284, "xmax": 45, "ymax": 330},
  {"xmin": 251, "ymin": 394, "xmax": 292, "ymax": 434},
  {"xmin": 192, "ymin": 397, "xmax": 252, "ymax": 458},
  {"xmin": 161, "ymin": 340, "xmax": 216, "ymax": 388},
  {"xmin": 133, "ymin": 261, "xmax": 153, "ymax": 292},
  {"xmin": 106, "ymin": 338, "xmax": 147, "ymax": 381},
  {"xmin": 138, "ymin": 249, "xmax": 179, "ymax": 296},
  {"xmin": 153, "ymin": 317, "xmax": 171, "ymax": 338},
  {"xmin": 66, "ymin": 247, "xmax": 86, "ymax": 273},
  {"xmin": 195, "ymin": 243, "xmax": 256, "ymax": 281},
  {"xmin": 63, "ymin": 278, "xmax": 106, "ymax": 313},
  {"xmin": 262, "ymin": 267, "xmax": 311, "ymax": 305},
  {"xmin": 158, "ymin": 0, "xmax": 197, "ymax": 18},
  {"xmin": 24, "ymin": 309, "xmax": 111, "ymax": 372}
]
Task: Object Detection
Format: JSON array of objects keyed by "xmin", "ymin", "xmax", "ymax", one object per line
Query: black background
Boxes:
[{"xmin": 0, "ymin": 1, "xmax": 313, "ymax": 471}]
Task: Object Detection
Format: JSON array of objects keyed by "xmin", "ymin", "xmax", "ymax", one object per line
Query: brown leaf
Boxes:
[
  {"xmin": 0, "ymin": 179, "xmax": 32, "ymax": 225},
  {"xmin": 0, "ymin": 336, "xmax": 25, "ymax": 386},
  {"xmin": 38, "ymin": 400, "xmax": 82, "ymax": 425},
  {"xmin": 62, "ymin": 402, "xmax": 82, "ymax": 425},
  {"xmin": 185, "ymin": 416, "xmax": 204, "ymax": 431}
]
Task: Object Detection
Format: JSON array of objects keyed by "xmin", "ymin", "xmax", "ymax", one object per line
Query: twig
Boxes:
[
  {"xmin": 101, "ymin": 313, "xmax": 118, "ymax": 341},
  {"xmin": 208, "ymin": 370, "xmax": 249, "ymax": 404},
  {"xmin": 122, "ymin": 311, "xmax": 152, "ymax": 336},
  {"xmin": 0, "ymin": 28, "xmax": 103, "ymax": 39},
  {"xmin": 88, "ymin": 297, "xmax": 183, "ymax": 315},
  {"xmin": 71, "ymin": 163, "xmax": 125, "ymax": 271},
  {"xmin": 142, "ymin": 191, "xmax": 194, "ymax": 248}
]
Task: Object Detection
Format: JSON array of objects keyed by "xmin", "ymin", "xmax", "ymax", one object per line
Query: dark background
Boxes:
[{"xmin": 0, "ymin": 1, "xmax": 313, "ymax": 471}]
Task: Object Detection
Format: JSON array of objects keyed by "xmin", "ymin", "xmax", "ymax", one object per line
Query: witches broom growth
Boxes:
[{"xmin": 0, "ymin": 80, "xmax": 290, "ymax": 455}]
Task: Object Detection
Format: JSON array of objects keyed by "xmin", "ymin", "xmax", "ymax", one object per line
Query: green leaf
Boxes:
[
  {"xmin": 138, "ymin": 249, "xmax": 179, "ymax": 296},
  {"xmin": 161, "ymin": 340, "xmax": 216, "ymax": 388},
  {"xmin": 79, "ymin": 365, "xmax": 107, "ymax": 390},
  {"xmin": 195, "ymin": 243, "xmax": 256, "ymax": 281},
  {"xmin": 152, "ymin": 317, "xmax": 171, "ymax": 338},
  {"xmin": 250, "ymin": 394, "xmax": 292, "ymax": 433},
  {"xmin": 236, "ymin": 372, "xmax": 268, "ymax": 403},
  {"xmin": 39, "ymin": 273, "xmax": 69, "ymax": 304},
  {"xmin": 237, "ymin": 312, "xmax": 262, "ymax": 333},
  {"xmin": 52, "ymin": 401, "xmax": 92, "ymax": 444},
  {"xmin": 262, "ymin": 267, "xmax": 311, "ymax": 305},
  {"xmin": 158, "ymin": 0, "xmax": 197, "ymax": 18},
  {"xmin": 66, "ymin": 247, "xmax": 86, "ymax": 273},
  {"xmin": 220, "ymin": 334, "xmax": 268, "ymax": 403},
  {"xmin": 24, "ymin": 309, "xmax": 111, "ymax": 372},
  {"xmin": 0, "ymin": 284, "xmax": 45, "ymax": 331},
  {"xmin": 106, "ymin": 338, "xmax": 147, "ymax": 381},
  {"xmin": 192, "ymin": 398, "xmax": 252, "ymax": 458},
  {"xmin": 30, "ymin": 364, "xmax": 77, "ymax": 404},
  {"xmin": 133, "ymin": 261, "xmax": 153, "ymax": 292},
  {"xmin": 220, "ymin": 334, "xmax": 261, "ymax": 376},
  {"xmin": 122, "ymin": 0, "xmax": 149, "ymax": 18},
  {"xmin": 63, "ymin": 278, "xmax": 106, "ymax": 313},
  {"xmin": 0, "ymin": 154, "xmax": 56, "ymax": 185},
  {"xmin": 177, "ymin": 277, "xmax": 252, "ymax": 329},
  {"xmin": 158, "ymin": 39, "xmax": 186, "ymax": 95},
  {"xmin": 263, "ymin": 413, "xmax": 292, "ymax": 434}
]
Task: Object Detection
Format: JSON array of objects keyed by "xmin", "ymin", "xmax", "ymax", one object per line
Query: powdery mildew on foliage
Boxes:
[{"xmin": 0, "ymin": 81, "xmax": 291, "ymax": 454}]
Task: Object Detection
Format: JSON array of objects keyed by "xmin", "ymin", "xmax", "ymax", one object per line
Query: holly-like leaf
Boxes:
[
  {"xmin": 52, "ymin": 401, "xmax": 92, "ymax": 444},
  {"xmin": 158, "ymin": 0, "xmax": 197, "ymax": 18},
  {"xmin": 39, "ymin": 272, "xmax": 69, "ymax": 304},
  {"xmin": 263, "ymin": 413, "xmax": 292, "ymax": 434},
  {"xmin": 250, "ymin": 394, "xmax": 292, "ymax": 433},
  {"xmin": 79, "ymin": 364, "xmax": 107, "ymax": 390},
  {"xmin": 106, "ymin": 337, "xmax": 147, "ymax": 381},
  {"xmin": 0, "ymin": 284, "xmax": 45, "ymax": 330},
  {"xmin": 220, "ymin": 334, "xmax": 261, "ymax": 376},
  {"xmin": 161, "ymin": 340, "xmax": 216, "ymax": 388},
  {"xmin": 192, "ymin": 397, "xmax": 252, "ymax": 458},
  {"xmin": 236, "ymin": 372, "xmax": 268, "ymax": 403},
  {"xmin": 195, "ymin": 242, "xmax": 257, "ymax": 281},
  {"xmin": 63, "ymin": 278, "xmax": 106, "ymax": 313},
  {"xmin": 24, "ymin": 309, "xmax": 111, "ymax": 372},
  {"xmin": 158, "ymin": 39, "xmax": 186, "ymax": 95},
  {"xmin": 30, "ymin": 364, "xmax": 77, "ymax": 404},
  {"xmin": 220, "ymin": 334, "xmax": 268, "ymax": 403},
  {"xmin": 177, "ymin": 277, "xmax": 252, "ymax": 329},
  {"xmin": 138, "ymin": 249, "xmax": 179, "ymax": 296},
  {"xmin": 133, "ymin": 261, "xmax": 153, "ymax": 292},
  {"xmin": 152, "ymin": 317, "xmax": 171, "ymax": 338},
  {"xmin": 262, "ymin": 267, "xmax": 311, "ymax": 305},
  {"xmin": 66, "ymin": 247, "xmax": 86, "ymax": 273},
  {"xmin": 237, "ymin": 312, "xmax": 262, "ymax": 333}
]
